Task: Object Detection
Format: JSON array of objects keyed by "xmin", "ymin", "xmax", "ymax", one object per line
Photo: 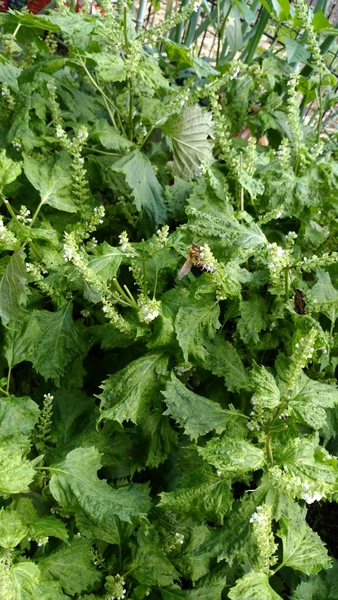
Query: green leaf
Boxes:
[
  {"xmin": 130, "ymin": 528, "xmax": 179, "ymax": 587},
  {"xmin": 0, "ymin": 395, "xmax": 39, "ymax": 443},
  {"xmin": 161, "ymin": 105, "xmax": 214, "ymax": 180},
  {"xmin": 275, "ymin": 435, "xmax": 337, "ymax": 493},
  {"xmin": 312, "ymin": 10, "xmax": 331, "ymax": 31},
  {"xmin": 195, "ymin": 482, "xmax": 269, "ymax": 562},
  {"xmin": 86, "ymin": 52, "xmax": 126, "ymax": 82},
  {"xmin": 165, "ymin": 41, "xmax": 219, "ymax": 78},
  {"xmin": 175, "ymin": 293, "xmax": 220, "ymax": 362},
  {"xmin": 162, "ymin": 373, "xmax": 231, "ymax": 441},
  {"xmin": 24, "ymin": 303, "xmax": 87, "ymax": 386},
  {"xmin": 290, "ymin": 578, "xmax": 328, "ymax": 600},
  {"xmin": 0, "ymin": 251, "xmax": 29, "ymax": 326},
  {"xmin": 39, "ymin": 538, "xmax": 102, "ymax": 596},
  {"xmin": 203, "ymin": 335, "xmax": 252, "ymax": 392},
  {"xmin": 4, "ymin": 319, "xmax": 35, "ymax": 369},
  {"xmin": 172, "ymin": 525, "xmax": 213, "ymax": 581},
  {"xmin": 98, "ymin": 350, "xmax": 169, "ymax": 425},
  {"xmin": 28, "ymin": 516, "xmax": 68, "ymax": 544},
  {"xmin": 90, "ymin": 119, "xmax": 133, "ymax": 151},
  {"xmin": 159, "ymin": 478, "xmax": 233, "ymax": 523},
  {"xmin": 200, "ymin": 435, "xmax": 265, "ymax": 474},
  {"xmin": 0, "ymin": 58, "xmax": 20, "ymax": 92},
  {"xmin": 11, "ymin": 562, "xmax": 41, "ymax": 600},
  {"xmin": 251, "ymin": 362, "xmax": 280, "ymax": 410},
  {"xmin": 32, "ymin": 579, "xmax": 70, "ymax": 600},
  {"xmin": 288, "ymin": 372, "xmax": 338, "ymax": 430},
  {"xmin": 132, "ymin": 408, "xmax": 178, "ymax": 469},
  {"xmin": 308, "ymin": 269, "xmax": 338, "ymax": 323},
  {"xmin": 0, "ymin": 149, "xmax": 22, "ymax": 189},
  {"xmin": 49, "ymin": 447, "xmax": 151, "ymax": 525},
  {"xmin": 23, "ymin": 152, "xmax": 77, "ymax": 213},
  {"xmin": 278, "ymin": 503, "xmax": 331, "ymax": 575},
  {"xmin": 138, "ymin": 53, "xmax": 170, "ymax": 93},
  {"xmin": 237, "ymin": 295, "xmax": 269, "ymax": 346},
  {"xmin": 225, "ymin": 7, "xmax": 244, "ymax": 56},
  {"xmin": 0, "ymin": 508, "xmax": 28, "ymax": 548},
  {"xmin": 283, "ymin": 36, "xmax": 311, "ymax": 64},
  {"xmin": 111, "ymin": 149, "xmax": 167, "ymax": 235},
  {"xmin": 88, "ymin": 242, "xmax": 123, "ymax": 281},
  {"xmin": 0, "ymin": 444, "xmax": 35, "ymax": 495},
  {"xmin": 161, "ymin": 574, "xmax": 226, "ymax": 599},
  {"xmin": 238, "ymin": 169, "xmax": 265, "ymax": 199},
  {"xmin": 228, "ymin": 572, "xmax": 282, "ymax": 599}
]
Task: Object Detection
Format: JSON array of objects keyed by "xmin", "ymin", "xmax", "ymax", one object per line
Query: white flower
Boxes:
[
  {"xmin": 250, "ymin": 511, "xmax": 263, "ymax": 523},
  {"xmin": 303, "ymin": 491, "xmax": 322, "ymax": 504}
]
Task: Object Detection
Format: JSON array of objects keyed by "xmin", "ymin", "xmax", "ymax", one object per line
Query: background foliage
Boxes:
[{"xmin": 0, "ymin": 0, "xmax": 338, "ymax": 598}]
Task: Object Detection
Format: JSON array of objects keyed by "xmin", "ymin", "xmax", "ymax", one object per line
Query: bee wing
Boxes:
[{"xmin": 177, "ymin": 259, "xmax": 192, "ymax": 280}]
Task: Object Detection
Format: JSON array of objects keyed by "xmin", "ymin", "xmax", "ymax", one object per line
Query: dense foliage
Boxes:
[{"xmin": 0, "ymin": 1, "xmax": 338, "ymax": 598}]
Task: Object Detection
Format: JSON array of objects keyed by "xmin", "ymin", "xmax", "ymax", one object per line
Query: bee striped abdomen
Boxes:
[{"xmin": 178, "ymin": 243, "xmax": 216, "ymax": 279}]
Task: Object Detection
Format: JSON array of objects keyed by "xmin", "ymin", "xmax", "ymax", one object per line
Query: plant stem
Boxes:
[
  {"xmin": 216, "ymin": 2, "xmax": 232, "ymax": 64},
  {"xmin": 75, "ymin": 55, "xmax": 127, "ymax": 136},
  {"xmin": 239, "ymin": 154, "xmax": 244, "ymax": 211},
  {"xmin": 138, "ymin": 125, "xmax": 155, "ymax": 150},
  {"xmin": 265, "ymin": 431, "xmax": 273, "ymax": 466},
  {"xmin": 123, "ymin": 4, "xmax": 129, "ymax": 48},
  {"xmin": 316, "ymin": 83, "xmax": 323, "ymax": 145},
  {"xmin": 3, "ymin": 198, "xmax": 43, "ymax": 260},
  {"xmin": 128, "ymin": 80, "xmax": 134, "ymax": 142},
  {"xmin": 6, "ymin": 366, "xmax": 11, "ymax": 394},
  {"xmin": 141, "ymin": 239, "xmax": 147, "ymax": 295},
  {"xmin": 284, "ymin": 265, "xmax": 290, "ymax": 303},
  {"xmin": 112, "ymin": 278, "xmax": 138, "ymax": 308},
  {"xmin": 13, "ymin": 23, "xmax": 21, "ymax": 37},
  {"xmin": 83, "ymin": 147, "xmax": 122, "ymax": 157}
]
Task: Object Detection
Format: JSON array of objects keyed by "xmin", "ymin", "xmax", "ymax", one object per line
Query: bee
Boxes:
[
  {"xmin": 292, "ymin": 286, "xmax": 306, "ymax": 315},
  {"xmin": 177, "ymin": 243, "xmax": 216, "ymax": 280}
]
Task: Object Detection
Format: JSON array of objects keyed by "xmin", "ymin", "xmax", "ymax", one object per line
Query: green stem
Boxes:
[
  {"xmin": 6, "ymin": 366, "xmax": 11, "ymax": 394},
  {"xmin": 0, "ymin": 387, "xmax": 9, "ymax": 396},
  {"xmin": 138, "ymin": 125, "xmax": 155, "ymax": 150},
  {"xmin": 265, "ymin": 431, "xmax": 273, "ymax": 466},
  {"xmin": 128, "ymin": 80, "xmax": 134, "ymax": 142},
  {"xmin": 239, "ymin": 154, "xmax": 244, "ymax": 211},
  {"xmin": 112, "ymin": 278, "xmax": 138, "ymax": 309},
  {"xmin": 83, "ymin": 147, "xmax": 122, "ymax": 157},
  {"xmin": 123, "ymin": 284, "xmax": 138, "ymax": 307},
  {"xmin": 3, "ymin": 198, "xmax": 43, "ymax": 260},
  {"xmin": 13, "ymin": 23, "xmax": 21, "ymax": 37},
  {"xmin": 316, "ymin": 84, "xmax": 323, "ymax": 145},
  {"xmin": 29, "ymin": 200, "xmax": 44, "ymax": 229},
  {"xmin": 273, "ymin": 561, "xmax": 286, "ymax": 574},
  {"xmin": 216, "ymin": 2, "xmax": 232, "ymax": 64},
  {"xmin": 153, "ymin": 268, "xmax": 159, "ymax": 300},
  {"xmin": 284, "ymin": 265, "xmax": 290, "ymax": 303},
  {"xmin": 75, "ymin": 55, "xmax": 127, "ymax": 136},
  {"xmin": 123, "ymin": 4, "xmax": 129, "ymax": 48},
  {"xmin": 141, "ymin": 239, "xmax": 147, "ymax": 295}
]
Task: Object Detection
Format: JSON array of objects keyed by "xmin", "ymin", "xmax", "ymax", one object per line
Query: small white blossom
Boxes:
[{"xmin": 250, "ymin": 511, "xmax": 263, "ymax": 523}]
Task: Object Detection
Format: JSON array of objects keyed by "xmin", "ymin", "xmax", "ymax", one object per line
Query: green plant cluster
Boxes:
[{"xmin": 0, "ymin": 2, "xmax": 337, "ymax": 599}]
